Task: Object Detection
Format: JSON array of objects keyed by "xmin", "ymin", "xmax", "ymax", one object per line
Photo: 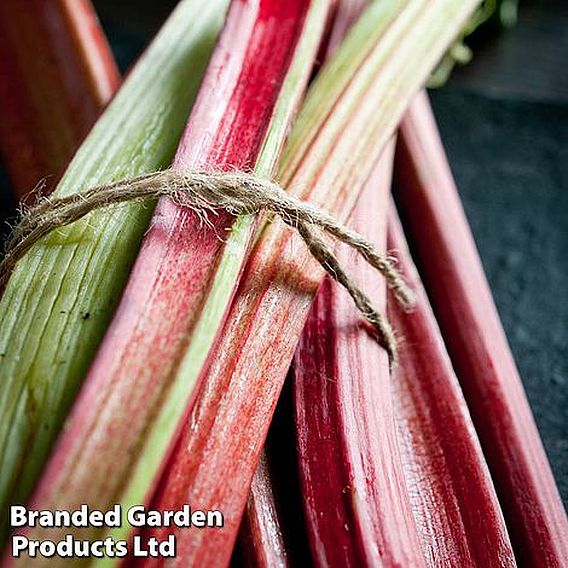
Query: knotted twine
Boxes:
[{"xmin": 0, "ymin": 170, "xmax": 415, "ymax": 364}]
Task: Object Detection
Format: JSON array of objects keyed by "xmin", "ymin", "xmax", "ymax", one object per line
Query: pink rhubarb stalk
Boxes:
[
  {"xmin": 237, "ymin": 382, "xmax": 312, "ymax": 568},
  {"xmin": 0, "ymin": 0, "xmax": 119, "ymax": 198},
  {"xmin": 394, "ymin": 91, "xmax": 568, "ymax": 566},
  {"xmin": 387, "ymin": 206, "xmax": 515, "ymax": 566},
  {"xmin": 293, "ymin": 146, "xmax": 425, "ymax": 566},
  {"xmin": 238, "ymin": 451, "xmax": 290, "ymax": 568},
  {"xmin": 21, "ymin": 0, "xmax": 325, "ymax": 552},
  {"xmin": 325, "ymin": 0, "xmax": 367, "ymax": 56},
  {"xmin": 293, "ymin": 0, "xmax": 423, "ymax": 566}
]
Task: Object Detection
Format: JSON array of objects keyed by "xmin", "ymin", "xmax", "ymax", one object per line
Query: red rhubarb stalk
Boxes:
[
  {"xmin": 293, "ymin": 0, "xmax": 418, "ymax": 566},
  {"xmin": 0, "ymin": 0, "xmax": 119, "ymax": 198},
  {"xmin": 394, "ymin": 91, "xmax": 568, "ymax": 566},
  {"xmin": 235, "ymin": 3, "xmax": 364, "ymax": 559},
  {"xmin": 142, "ymin": 2, "xmax": 481, "ymax": 564},
  {"xmin": 239, "ymin": 3, "xmax": 370, "ymax": 563},
  {"xmin": 23, "ymin": 0, "xmax": 326, "ymax": 553},
  {"xmin": 238, "ymin": 451, "xmax": 290, "ymax": 568},
  {"xmin": 236, "ymin": 1, "xmax": 361, "ymax": 559},
  {"xmin": 237, "ymin": 381, "xmax": 313, "ymax": 568},
  {"xmin": 387, "ymin": 206, "xmax": 515, "ymax": 567},
  {"xmin": 293, "ymin": 145, "xmax": 425, "ymax": 566}
]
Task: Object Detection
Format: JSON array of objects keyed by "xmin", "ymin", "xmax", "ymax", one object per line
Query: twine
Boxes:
[{"xmin": 0, "ymin": 170, "xmax": 415, "ymax": 363}]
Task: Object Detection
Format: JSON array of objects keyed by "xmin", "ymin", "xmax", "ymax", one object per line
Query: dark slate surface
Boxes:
[
  {"xmin": 428, "ymin": 89, "xmax": 568, "ymax": 502},
  {"xmin": 450, "ymin": 0, "xmax": 568, "ymax": 103}
]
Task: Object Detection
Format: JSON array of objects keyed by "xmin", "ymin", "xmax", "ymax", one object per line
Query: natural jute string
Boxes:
[{"xmin": 0, "ymin": 170, "xmax": 415, "ymax": 363}]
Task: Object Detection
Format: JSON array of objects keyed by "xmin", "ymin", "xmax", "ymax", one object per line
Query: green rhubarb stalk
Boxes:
[{"xmin": 0, "ymin": 0, "xmax": 229, "ymax": 522}]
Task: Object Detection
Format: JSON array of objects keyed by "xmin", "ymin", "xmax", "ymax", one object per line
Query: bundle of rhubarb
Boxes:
[{"xmin": 0, "ymin": 0, "xmax": 565, "ymax": 566}]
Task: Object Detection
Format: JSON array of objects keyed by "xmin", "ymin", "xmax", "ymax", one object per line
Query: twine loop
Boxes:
[{"xmin": 0, "ymin": 170, "xmax": 415, "ymax": 364}]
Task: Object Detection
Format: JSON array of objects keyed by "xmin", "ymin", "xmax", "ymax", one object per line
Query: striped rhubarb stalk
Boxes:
[
  {"xmin": 293, "ymin": 145, "xmax": 425, "ymax": 566},
  {"xmin": 237, "ymin": 377, "xmax": 314, "ymax": 568},
  {"xmin": 237, "ymin": 3, "xmax": 367, "ymax": 563},
  {"xmin": 141, "ymin": 1, "xmax": 481, "ymax": 565},
  {"xmin": 387, "ymin": 206, "xmax": 515, "ymax": 566},
  {"xmin": 0, "ymin": 0, "xmax": 229, "ymax": 532},
  {"xmin": 294, "ymin": 144, "xmax": 516, "ymax": 566},
  {"xmin": 238, "ymin": 451, "xmax": 290, "ymax": 568},
  {"xmin": 0, "ymin": 0, "xmax": 119, "ymax": 198},
  {"xmin": 324, "ymin": 0, "xmax": 367, "ymax": 57},
  {"xmin": 394, "ymin": 91, "xmax": 568, "ymax": 566},
  {"xmin": 19, "ymin": 0, "xmax": 328, "ymax": 555}
]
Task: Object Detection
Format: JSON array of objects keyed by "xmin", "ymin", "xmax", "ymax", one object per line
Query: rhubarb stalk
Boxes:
[
  {"xmin": 292, "ymin": 4, "xmax": 418, "ymax": 566},
  {"xmin": 394, "ymin": 91, "xmax": 568, "ymax": 566},
  {"xmin": 238, "ymin": 452, "xmax": 290, "ymax": 568},
  {"xmin": 387, "ymin": 206, "xmax": 515, "ymax": 566},
  {"xmin": 142, "ymin": 1, "xmax": 481, "ymax": 564},
  {"xmin": 237, "ymin": 377, "xmax": 314, "ymax": 568},
  {"xmin": 19, "ymin": 0, "xmax": 329, "ymax": 555},
  {"xmin": 240, "ymin": 2, "xmax": 368, "ymax": 563},
  {"xmin": 0, "ymin": 0, "xmax": 229, "ymax": 526},
  {"xmin": 0, "ymin": 0, "xmax": 120, "ymax": 198},
  {"xmin": 293, "ymin": 145, "xmax": 425, "ymax": 566}
]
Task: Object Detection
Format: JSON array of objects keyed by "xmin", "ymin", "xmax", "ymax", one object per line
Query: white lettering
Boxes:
[
  {"xmin": 11, "ymin": 536, "xmax": 28, "ymax": 557},
  {"xmin": 106, "ymin": 505, "xmax": 121, "ymax": 527},
  {"xmin": 115, "ymin": 540, "xmax": 128, "ymax": 557},
  {"xmin": 10, "ymin": 506, "xmax": 27, "ymax": 527},
  {"xmin": 132, "ymin": 536, "xmax": 148, "ymax": 557},
  {"xmin": 146, "ymin": 511, "xmax": 162, "ymax": 527},
  {"xmin": 160, "ymin": 535, "xmax": 176, "ymax": 557},
  {"xmin": 127, "ymin": 506, "xmax": 145, "ymax": 527},
  {"xmin": 57, "ymin": 535, "xmax": 73, "ymax": 557},
  {"xmin": 132, "ymin": 536, "xmax": 175, "ymax": 557},
  {"xmin": 192, "ymin": 510, "xmax": 206, "ymax": 527},
  {"xmin": 91, "ymin": 541, "xmax": 104, "ymax": 558},
  {"xmin": 173, "ymin": 506, "xmax": 190, "ymax": 526},
  {"xmin": 69, "ymin": 506, "xmax": 87, "ymax": 527},
  {"xmin": 39, "ymin": 540, "xmax": 56, "ymax": 557},
  {"xmin": 207, "ymin": 510, "xmax": 224, "ymax": 527},
  {"xmin": 90, "ymin": 510, "xmax": 103, "ymax": 527}
]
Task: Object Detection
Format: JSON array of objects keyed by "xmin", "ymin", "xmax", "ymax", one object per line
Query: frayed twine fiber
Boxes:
[{"xmin": 0, "ymin": 170, "xmax": 415, "ymax": 364}]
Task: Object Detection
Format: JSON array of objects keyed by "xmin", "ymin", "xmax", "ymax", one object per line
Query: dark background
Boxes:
[{"xmin": 2, "ymin": 1, "xmax": 567, "ymax": 502}]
